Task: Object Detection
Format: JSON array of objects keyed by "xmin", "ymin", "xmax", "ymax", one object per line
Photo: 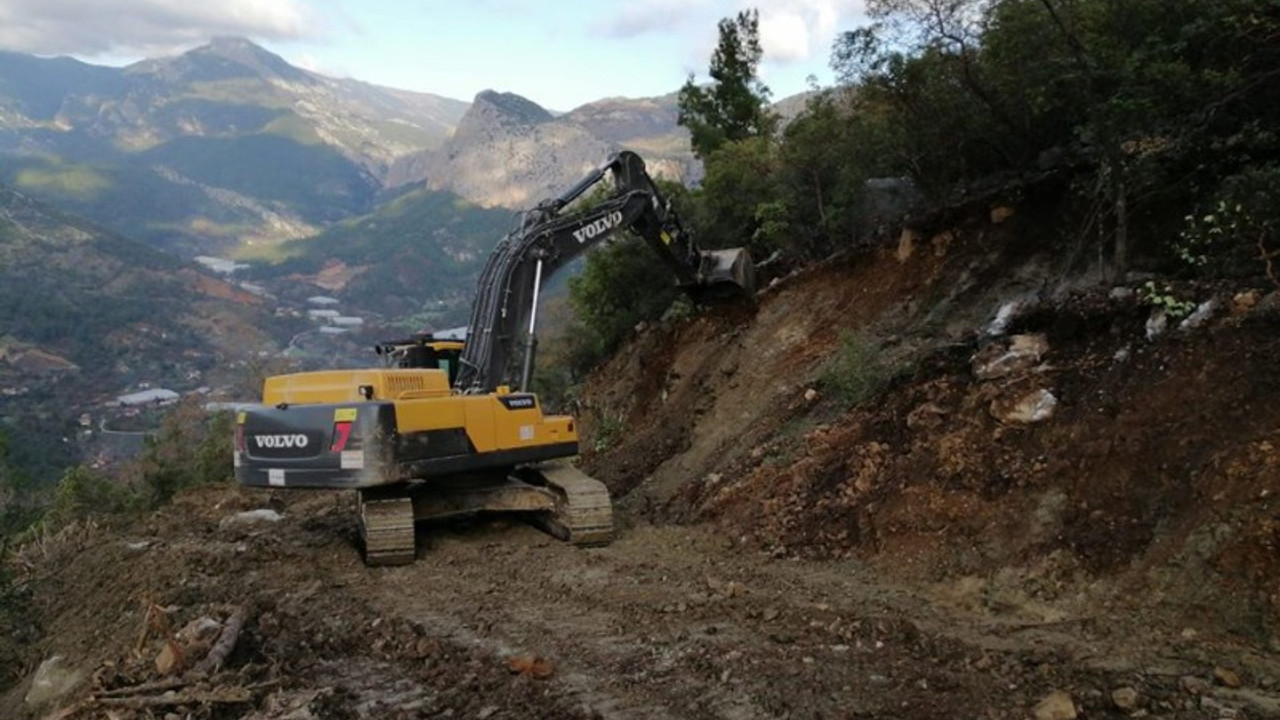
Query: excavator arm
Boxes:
[{"xmin": 454, "ymin": 151, "xmax": 754, "ymax": 394}]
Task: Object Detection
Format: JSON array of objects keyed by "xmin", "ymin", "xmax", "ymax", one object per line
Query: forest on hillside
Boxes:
[{"xmin": 563, "ymin": 0, "xmax": 1280, "ymax": 376}]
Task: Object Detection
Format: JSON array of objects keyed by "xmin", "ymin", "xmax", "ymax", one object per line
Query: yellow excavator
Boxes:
[{"xmin": 233, "ymin": 152, "xmax": 754, "ymax": 564}]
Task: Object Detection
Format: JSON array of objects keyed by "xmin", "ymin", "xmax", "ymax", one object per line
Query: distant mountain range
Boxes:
[
  {"xmin": 0, "ymin": 38, "xmax": 469, "ymax": 254},
  {"xmin": 0, "ymin": 38, "xmax": 707, "ymax": 256}
]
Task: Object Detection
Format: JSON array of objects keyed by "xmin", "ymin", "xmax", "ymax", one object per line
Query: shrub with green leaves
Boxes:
[
  {"xmin": 47, "ymin": 465, "xmax": 137, "ymax": 527},
  {"xmin": 1178, "ymin": 166, "xmax": 1280, "ymax": 282},
  {"xmin": 137, "ymin": 401, "xmax": 234, "ymax": 508},
  {"xmin": 820, "ymin": 331, "xmax": 897, "ymax": 407}
]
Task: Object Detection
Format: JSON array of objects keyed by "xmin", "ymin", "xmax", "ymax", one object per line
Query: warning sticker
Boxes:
[
  {"xmin": 334, "ymin": 408, "xmax": 358, "ymax": 422},
  {"xmin": 268, "ymin": 469, "xmax": 285, "ymax": 487}
]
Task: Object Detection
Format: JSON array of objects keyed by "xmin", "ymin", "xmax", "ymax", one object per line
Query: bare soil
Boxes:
[{"xmin": 7, "ymin": 209, "xmax": 1280, "ymax": 719}]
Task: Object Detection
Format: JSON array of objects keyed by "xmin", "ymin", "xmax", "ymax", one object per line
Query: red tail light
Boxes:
[
  {"xmin": 331, "ymin": 422, "xmax": 353, "ymax": 452},
  {"xmin": 234, "ymin": 424, "xmax": 246, "ymax": 452}
]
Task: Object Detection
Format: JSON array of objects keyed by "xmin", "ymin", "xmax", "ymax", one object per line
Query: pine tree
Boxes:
[{"xmin": 677, "ymin": 9, "xmax": 776, "ymax": 159}]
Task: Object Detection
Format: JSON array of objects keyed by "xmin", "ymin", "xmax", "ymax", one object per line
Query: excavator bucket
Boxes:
[{"xmin": 697, "ymin": 247, "xmax": 756, "ymax": 298}]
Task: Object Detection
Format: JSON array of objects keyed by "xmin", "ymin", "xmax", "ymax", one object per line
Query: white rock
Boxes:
[
  {"xmin": 973, "ymin": 334, "xmax": 1050, "ymax": 380},
  {"xmin": 24, "ymin": 656, "xmax": 84, "ymax": 709},
  {"xmin": 985, "ymin": 299, "xmax": 1025, "ymax": 336},
  {"xmin": 992, "ymin": 389, "xmax": 1058, "ymax": 424},
  {"xmin": 1179, "ymin": 298, "xmax": 1218, "ymax": 331},
  {"xmin": 219, "ymin": 509, "xmax": 283, "ymax": 528},
  {"xmin": 1146, "ymin": 310, "xmax": 1168, "ymax": 340}
]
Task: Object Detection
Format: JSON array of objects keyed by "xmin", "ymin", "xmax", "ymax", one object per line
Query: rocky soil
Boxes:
[{"xmin": 6, "ymin": 203, "xmax": 1280, "ymax": 719}]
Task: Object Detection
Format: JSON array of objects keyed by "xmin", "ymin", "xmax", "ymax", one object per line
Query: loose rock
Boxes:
[
  {"xmin": 23, "ymin": 656, "xmax": 84, "ymax": 709},
  {"xmin": 1033, "ymin": 690, "xmax": 1077, "ymax": 720},
  {"xmin": 1213, "ymin": 667, "xmax": 1242, "ymax": 689},
  {"xmin": 1180, "ymin": 675, "xmax": 1211, "ymax": 696},
  {"xmin": 1111, "ymin": 686, "xmax": 1140, "ymax": 711},
  {"xmin": 219, "ymin": 509, "xmax": 284, "ymax": 528}
]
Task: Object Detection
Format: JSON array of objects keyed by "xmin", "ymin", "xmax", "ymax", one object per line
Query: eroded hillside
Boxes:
[{"xmin": 581, "ymin": 201, "xmax": 1280, "ymax": 646}]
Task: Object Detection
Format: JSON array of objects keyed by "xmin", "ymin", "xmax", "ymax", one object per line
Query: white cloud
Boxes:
[
  {"xmin": 759, "ymin": 11, "xmax": 812, "ymax": 62},
  {"xmin": 758, "ymin": 0, "xmax": 864, "ymax": 65},
  {"xmin": 0, "ymin": 0, "xmax": 320, "ymax": 57},
  {"xmin": 603, "ymin": 0, "xmax": 712, "ymax": 38}
]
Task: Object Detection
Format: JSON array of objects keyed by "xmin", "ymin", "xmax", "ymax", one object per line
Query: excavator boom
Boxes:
[{"xmin": 454, "ymin": 150, "xmax": 753, "ymax": 394}]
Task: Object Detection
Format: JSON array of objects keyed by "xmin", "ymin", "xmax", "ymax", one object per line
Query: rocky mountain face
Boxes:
[
  {"xmin": 0, "ymin": 38, "xmax": 468, "ymax": 253},
  {"xmin": 387, "ymin": 90, "xmax": 697, "ymax": 209}
]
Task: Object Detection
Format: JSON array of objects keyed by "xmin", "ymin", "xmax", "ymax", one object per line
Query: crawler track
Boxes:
[
  {"xmin": 359, "ymin": 492, "xmax": 416, "ymax": 566},
  {"xmin": 528, "ymin": 462, "xmax": 614, "ymax": 546}
]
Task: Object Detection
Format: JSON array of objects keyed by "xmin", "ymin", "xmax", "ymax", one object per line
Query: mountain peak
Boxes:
[
  {"xmin": 128, "ymin": 36, "xmax": 311, "ymax": 85},
  {"xmin": 189, "ymin": 36, "xmax": 310, "ymax": 82},
  {"xmin": 471, "ymin": 90, "xmax": 553, "ymax": 126}
]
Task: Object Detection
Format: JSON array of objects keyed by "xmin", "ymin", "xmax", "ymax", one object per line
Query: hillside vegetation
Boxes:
[
  {"xmin": 0, "ymin": 184, "xmax": 272, "ymax": 479},
  {"xmin": 566, "ymin": 0, "xmax": 1278, "ymax": 379},
  {"xmin": 246, "ymin": 185, "xmax": 515, "ymax": 325}
]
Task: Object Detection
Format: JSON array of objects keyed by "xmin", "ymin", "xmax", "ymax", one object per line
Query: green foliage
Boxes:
[
  {"xmin": 1138, "ymin": 281, "xmax": 1197, "ymax": 318},
  {"xmin": 566, "ymin": 235, "xmax": 681, "ymax": 374},
  {"xmin": 677, "ymin": 9, "xmax": 776, "ymax": 159},
  {"xmin": 691, "ymin": 136, "xmax": 781, "ymax": 255},
  {"xmin": 137, "ymin": 402, "xmax": 232, "ymax": 508},
  {"xmin": 675, "ymin": 0, "xmax": 1280, "ymax": 276},
  {"xmin": 248, "ymin": 186, "xmax": 512, "ymax": 323},
  {"xmin": 0, "ymin": 431, "xmax": 39, "ymax": 540},
  {"xmin": 47, "ymin": 465, "xmax": 136, "ymax": 527},
  {"xmin": 14, "ymin": 163, "xmax": 111, "ymax": 199},
  {"xmin": 591, "ymin": 409, "xmax": 625, "ymax": 453},
  {"xmin": 1178, "ymin": 166, "xmax": 1280, "ymax": 281},
  {"xmin": 820, "ymin": 332, "xmax": 898, "ymax": 407}
]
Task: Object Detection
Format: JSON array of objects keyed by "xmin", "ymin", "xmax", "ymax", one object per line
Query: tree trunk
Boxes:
[{"xmin": 1113, "ymin": 173, "xmax": 1128, "ymax": 280}]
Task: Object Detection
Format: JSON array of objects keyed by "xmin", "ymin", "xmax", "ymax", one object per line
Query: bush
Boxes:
[
  {"xmin": 1178, "ymin": 166, "xmax": 1280, "ymax": 283},
  {"xmin": 820, "ymin": 331, "xmax": 897, "ymax": 407},
  {"xmin": 137, "ymin": 401, "xmax": 233, "ymax": 508},
  {"xmin": 566, "ymin": 235, "xmax": 681, "ymax": 375},
  {"xmin": 47, "ymin": 465, "xmax": 137, "ymax": 527}
]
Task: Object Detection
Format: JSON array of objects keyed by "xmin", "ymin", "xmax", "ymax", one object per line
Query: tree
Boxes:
[
  {"xmin": 567, "ymin": 234, "xmax": 682, "ymax": 371},
  {"xmin": 826, "ymin": 0, "xmax": 1280, "ymax": 276},
  {"xmin": 677, "ymin": 9, "xmax": 776, "ymax": 158},
  {"xmin": 0, "ymin": 431, "xmax": 37, "ymax": 540}
]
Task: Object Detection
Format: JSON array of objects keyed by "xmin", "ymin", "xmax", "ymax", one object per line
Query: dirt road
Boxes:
[{"xmin": 10, "ymin": 484, "xmax": 1280, "ymax": 719}]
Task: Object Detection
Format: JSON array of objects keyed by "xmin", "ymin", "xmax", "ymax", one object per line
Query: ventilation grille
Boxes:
[{"xmin": 384, "ymin": 376, "xmax": 427, "ymax": 396}]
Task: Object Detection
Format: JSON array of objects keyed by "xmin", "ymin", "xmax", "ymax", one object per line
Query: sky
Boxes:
[{"xmin": 0, "ymin": 0, "xmax": 870, "ymax": 110}]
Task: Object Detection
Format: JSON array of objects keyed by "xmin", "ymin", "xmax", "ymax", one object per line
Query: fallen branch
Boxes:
[
  {"xmin": 192, "ymin": 606, "xmax": 248, "ymax": 675},
  {"xmin": 95, "ymin": 687, "xmax": 253, "ymax": 709},
  {"xmin": 94, "ymin": 677, "xmax": 188, "ymax": 698}
]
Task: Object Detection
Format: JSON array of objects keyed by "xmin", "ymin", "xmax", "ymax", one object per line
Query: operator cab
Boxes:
[{"xmin": 376, "ymin": 334, "xmax": 465, "ymax": 387}]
